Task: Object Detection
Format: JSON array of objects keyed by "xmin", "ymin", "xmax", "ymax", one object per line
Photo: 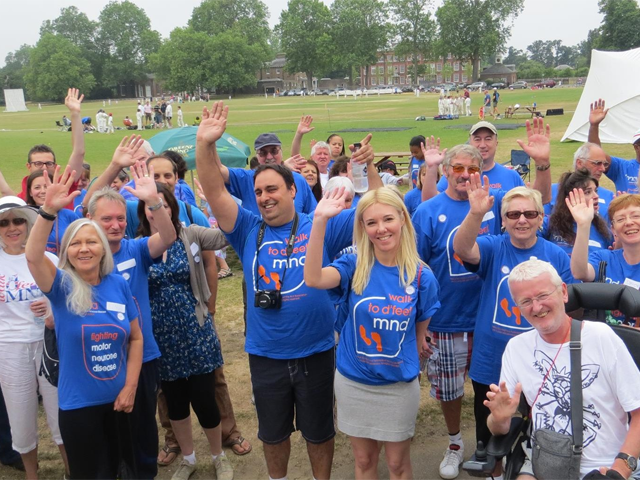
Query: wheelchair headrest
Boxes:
[{"xmin": 566, "ymin": 283, "xmax": 640, "ymax": 318}]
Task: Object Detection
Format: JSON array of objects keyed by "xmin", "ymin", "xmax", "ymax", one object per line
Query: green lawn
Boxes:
[{"xmin": 0, "ymin": 87, "xmax": 632, "ymax": 192}]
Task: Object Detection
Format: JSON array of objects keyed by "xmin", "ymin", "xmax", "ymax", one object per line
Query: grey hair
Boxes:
[
  {"xmin": 324, "ymin": 176, "xmax": 355, "ymax": 197},
  {"xmin": 87, "ymin": 187, "xmax": 127, "ymax": 218},
  {"xmin": 508, "ymin": 259, "xmax": 563, "ymax": 298},
  {"xmin": 572, "ymin": 142, "xmax": 598, "ymax": 169},
  {"xmin": 501, "ymin": 187, "xmax": 543, "ymax": 218},
  {"xmin": 57, "ymin": 219, "xmax": 114, "ymax": 315},
  {"xmin": 0, "ymin": 209, "xmax": 34, "ymax": 249},
  {"xmin": 443, "ymin": 144, "xmax": 483, "ymax": 170},
  {"xmin": 311, "ymin": 141, "xmax": 330, "ymax": 157}
]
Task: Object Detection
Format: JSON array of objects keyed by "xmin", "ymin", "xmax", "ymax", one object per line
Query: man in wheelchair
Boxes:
[{"xmin": 483, "ymin": 259, "xmax": 640, "ymax": 480}]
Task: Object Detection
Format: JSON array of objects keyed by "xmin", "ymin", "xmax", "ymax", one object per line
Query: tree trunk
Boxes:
[
  {"xmin": 306, "ymin": 72, "xmax": 313, "ymax": 90},
  {"xmin": 472, "ymin": 51, "xmax": 480, "ymax": 80}
]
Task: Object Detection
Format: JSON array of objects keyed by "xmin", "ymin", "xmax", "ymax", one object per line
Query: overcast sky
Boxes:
[{"xmin": 1, "ymin": 0, "xmax": 603, "ymax": 67}]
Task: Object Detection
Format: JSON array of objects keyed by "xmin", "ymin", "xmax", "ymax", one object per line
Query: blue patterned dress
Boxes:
[{"xmin": 148, "ymin": 241, "xmax": 223, "ymax": 381}]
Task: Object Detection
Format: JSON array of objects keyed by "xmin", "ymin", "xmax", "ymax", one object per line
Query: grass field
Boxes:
[{"xmin": 0, "ymin": 87, "xmax": 634, "ymax": 193}]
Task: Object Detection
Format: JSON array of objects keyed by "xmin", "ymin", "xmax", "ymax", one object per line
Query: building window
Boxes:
[
  {"xmin": 454, "ymin": 73, "xmax": 459, "ymax": 82},
  {"xmin": 371, "ymin": 66, "xmax": 376, "ymax": 74},
  {"xmin": 387, "ymin": 54, "xmax": 393, "ymax": 62},
  {"xmin": 453, "ymin": 62, "xmax": 459, "ymax": 71},
  {"xmin": 406, "ymin": 76, "xmax": 411, "ymax": 85},
  {"xmin": 378, "ymin": 66, "xmax": 384, "ymax": 75},
  {"xmin": 400, "ymin": 65, "xmax": 405, "ymax": 74},
  {"xmin": 387, "ymin": 66, "xmax": 394, "ymax": 75},
  {"xmin": 371, "ymin": 77, "xmax": 376, "ymax": 85},
  {"xmin": 447, "ymin": 53, "xmax": 452, "ymax": 59},
  {"xmin": 400, "ymin": 77, "xmax": 405, "ymax": 84},
  {"xmin": 462, "ymin": 74, "xmax": 468, "ymax": 82},
  {"xmin": 436, "ymin": 63, "xmax": 442, "ymax": 72},
  {"xmin": 378, "ymin": 56, "xmax": 384, "ymax": 63},
  {"xmin": 437, "ymin": 74, "xmax": 442, "ymax": 83}
]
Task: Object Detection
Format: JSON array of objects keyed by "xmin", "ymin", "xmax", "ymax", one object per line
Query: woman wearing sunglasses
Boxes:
[
  {"xmin": 453, "ymin": 182, "xmax": 574, "ymax": 466},
  {"xmin": 0, "ymin": 196, "xmax": 69, "ymax": 479}
]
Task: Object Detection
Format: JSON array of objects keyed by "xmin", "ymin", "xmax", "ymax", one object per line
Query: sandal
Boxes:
[
  {"xmin": 224, "ymin": 435, "xmax": 252, "ymax": 456},
  {"xmin": 218, "ymin": 268, "xmax": 233, "ymax": 279},
  {"xmin": 157, "ymin": 443, "xmax": 181, "ymax": 466}
]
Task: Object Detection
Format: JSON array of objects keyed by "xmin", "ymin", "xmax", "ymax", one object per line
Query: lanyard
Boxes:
[{"xmin": 254, "ymin": 214, "xmax": 299, "ymax": 292}]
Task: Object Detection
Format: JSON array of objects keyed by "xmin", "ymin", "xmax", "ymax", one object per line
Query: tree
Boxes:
[
  {"xmin": 1, "ymin": 45, "xmax": 33, "ymax": 92},
  {"xmin": 40, "ymin": 6, "xmax": 97, "ymax": 52},
  {"xmin": 436, "ymin": 0, "xmax": 525, "ymax": 80},
  {"xmin": 277, "ymin": 0, "xmax": 333, "ymax": 89},
  {"xmin": 527, "ymin": 40, "xmax": 554, "ymax": 67},
  {"xmin": 207, "ymin": 31, "xmax": 267, "ymax": 92},
  {"xmin": 389, "ymin": 0, "xmax": 435, "ymax": 86},
  {"xmin": 515, "ymin": 60, "xmax": 545, "ymax": 80},
  {"xmin": 330, "ymin": 0, "xmax": 388, "ymax": 86},
  {"xmin": 503, "ymin": 46, "xmax": 528, "ymax": 66},
  {"xmin": 442, "ymin": 61, "xmax": 453, "ymax": 82},
  {"xmin": 24, "ymin": 34, "xmax": 95, "ymax": 101},
  {"xmin": 597, "ymin": 0, "xmax": 640, "ymax": 52},
  {"xmin": 95, "ymin": 1, "xmax": 161, "ymax": 87}
]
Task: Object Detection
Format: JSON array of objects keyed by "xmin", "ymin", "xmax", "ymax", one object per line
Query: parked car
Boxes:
[
  {"xmin": 491, "ymin": 82, "xmax": 506, "ymax": 89},
  {"xmin": 401, "ymin": 86, "xmax": 414, "ymax": 93},
  {"xmin": 510, "ymin": 81, "xmax": 528, "ymax": 89},
  {"xmin": 467, "ymin": 81, "xmax": 487, "ymax": 90},
  {"xmin": 534, "ymin": 79, "xmax": 556, "ymax": 88}
]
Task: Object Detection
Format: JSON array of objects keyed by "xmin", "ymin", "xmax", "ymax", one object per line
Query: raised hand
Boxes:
[
  {"xmin": 566, "ymin": 188, "xmax": 594, "ymax": 227},
  {"xmin": 194, "ymin": 178, "xmax": 208, "ymax": 203},
  {"xmin": 296, "ymin": 115, "xmax": 314, "ymax": 135},
  {"xmin": 197, "ymin": 101, "xmax": 228, "ymax": 145},
  {"xmin": 64, "ymin": 88, "xmax": 84, "ymax": 114},
  {"xmin": 314, "ymin": 186, "xmax": 347, "ymax": 221},
  {"xmin": 516, "ymin": 117, "xmax": 550, "ymax": 164},
  {"xmin": 123, "ymin": 163, "xmax": 158, "ymax": 203},
  {"xmin": 350, "ymin": 133, "xmax": 374, "ymax": 165},
  {"xmin": 466, "ymin": 173, "xmax": 494, "ymax": 215},
  {"xmin": 112, "ymin": 135, "xmax": 144, "ymax": 169},
  {"xmin": 589, "ymin": 98, "xmax": 608, "ymax": 125},
  {"xmin": 421, "ymin": 136, "xmax": 447, "ymax": 167},
  {"xmin": 43, "ymin": 165, "xmax": 80, "ymax": 213},
  {"xmin": 283, "ymin": 154, "xmax": 307, "ymax": 172},
  {"xmin": 483, "ymin": 381, "xmax": 523, "ymax": 423}
]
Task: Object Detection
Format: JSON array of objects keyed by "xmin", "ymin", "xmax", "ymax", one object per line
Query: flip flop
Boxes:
[
  {"xmin": 224, "ymin": 436, "xmax": 252, "ymax": 456},
  {"xmin": 157, "ymin": 443, "xmax": 181, "ymax": 466},
  {"xmin": 218, "ymin": 268, "xmax": 233, "ymax": 279}
]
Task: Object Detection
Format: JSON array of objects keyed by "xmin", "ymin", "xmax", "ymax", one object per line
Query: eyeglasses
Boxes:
[
  {"xmin": 257, "ymin": 147, "xmax": 281, "ymax": 158},
  {"xmin": 516, "ymin": 285, "xmax": 559, "ymax": 308},
  {"xmin": 504, "ymin": 210, "xmax": 541, "ymax": 220},
  {"xmin": 450, "ymin": 164, "xmax": 481, "ymax": 174},
  {"xmin": 29, "ymin": 161, "xmax": 56, "ymax": 168},
  {"xmin": 585, "ymin": 159, "xmax": 610, "ymax": 169},
  {"xmin": 612, "ymin": 213, "xmax": 640, "ymax": 226},
  {"xmin": 0, "ymin": 217, "xmax": 27, "ymax": 228}
]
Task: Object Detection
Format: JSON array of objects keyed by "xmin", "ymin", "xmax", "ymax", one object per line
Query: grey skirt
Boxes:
[{"xmin": 334, "ymin": 369, "xmax": 420, "ymax": 442}]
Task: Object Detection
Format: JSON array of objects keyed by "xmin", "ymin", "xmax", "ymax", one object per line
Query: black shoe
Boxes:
[{"xmin": 2, "ymin": 457, "xmax": 25, "ymax": 471}]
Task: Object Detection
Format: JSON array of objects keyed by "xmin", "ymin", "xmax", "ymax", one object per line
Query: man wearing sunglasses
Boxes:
[
  {"xmin": 412, "ymin": 118, "xmax": 552, "ymax": 480},
  {"xmin": 588, "ymin": 98, "xmax": 640, "ymax": 194}
]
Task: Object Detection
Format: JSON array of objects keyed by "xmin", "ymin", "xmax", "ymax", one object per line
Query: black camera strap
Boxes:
[{"xmin": 254, "ymin": 213, "xmax": 299, "ymax": 292}]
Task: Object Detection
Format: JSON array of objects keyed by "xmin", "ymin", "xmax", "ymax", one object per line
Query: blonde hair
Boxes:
[
  {"xmin": 508, "ymin": 259, "xmax": 563, "ymax": 298},
  {"xmin": 500, "ymin": 187, "xmax": 543, "ymax": 218},
  {"xmin": 0, "ymin": 209, "xmax": 34, "ymax": 249},
  {"xmin": 352, "ymin": 187, "xmax": 424, "ymax": 294},
  {"xmin": 57, "ymin": 219, "xmax": 114, "ymax": 315}
]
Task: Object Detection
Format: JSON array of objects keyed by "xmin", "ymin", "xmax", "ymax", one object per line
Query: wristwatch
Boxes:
[
  {"xmin": 148, "ymin": 198, "xmax": 164, "ymax": 211},
  {"xmin": 615, "ymin": 452, "xmax": 638, "ymax": 471}
]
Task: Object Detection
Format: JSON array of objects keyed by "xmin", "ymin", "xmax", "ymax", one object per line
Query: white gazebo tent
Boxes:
[{"xmin": 561, "ymin": 47, "xmax": 640, "ymax": 144}]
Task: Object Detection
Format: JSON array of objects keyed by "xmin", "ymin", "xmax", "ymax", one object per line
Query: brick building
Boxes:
[{"xmin": 255, "ymin": 54, "xmax": 308, "ymax": 94}]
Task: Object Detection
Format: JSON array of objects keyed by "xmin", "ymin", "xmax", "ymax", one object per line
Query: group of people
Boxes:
[
  {"xmin": 135, "ymin": 100, "xmax": 183, "ymax": 131},
  {"xmin": 0, "ymin": 88, "xmax": 639, "ymax": 480},
  {"xmin": 437, "ymin": 90, "xmax": 472, "ymax": 117}
]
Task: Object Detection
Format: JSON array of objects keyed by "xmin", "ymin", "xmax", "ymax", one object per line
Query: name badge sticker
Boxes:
[
  {"xmin": 116, "ymin": 258, "xmax": 136, "ymax": 271},
  {"xmin": 623, "ymin": 278, "xmax": 640, "ymax": 290},
  {"xmin": 190, "ymin": 243, "xmax": 201, "ymax": 263},
  {"xmin": 482, "ymin": 211, "xmax": 495, "ymax": 222}
]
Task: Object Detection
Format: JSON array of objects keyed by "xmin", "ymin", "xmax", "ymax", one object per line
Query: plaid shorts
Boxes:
[{"xmin": 426, "ymin": 331, "xmax": 473, "ymax": 402}]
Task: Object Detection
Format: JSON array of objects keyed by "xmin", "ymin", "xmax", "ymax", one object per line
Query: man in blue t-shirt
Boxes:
[
  {"xmin": 435, "ymin": 121, "xmax": 525, "ymax": 195},
  {"xmin": 589, "ymin": 98, "xmax": 640, "ymax": 194},
  {"xmin": 544, "ymin": 142, "xmax": 615, "ymax": 222},
  {"xmin": 194, "ymin": 101, "xmax": 380, "ymax": 480}
]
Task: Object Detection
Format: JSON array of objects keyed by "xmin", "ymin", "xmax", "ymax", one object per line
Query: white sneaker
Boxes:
[
  {"xmin": 439, "ymin": 445, "xmax": 464, "ymax": 479},
  {"xmin": 214, "ymin": 454, "xmax": 234, "ymax": 480},
  {"xmin": 171, "ymin": 460, "xmax": 196, "ymax": 480}
]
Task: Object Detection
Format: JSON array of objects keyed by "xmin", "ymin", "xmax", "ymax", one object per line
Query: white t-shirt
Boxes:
[
  {"xmin": 165, "ymin": 104, "xmax": 173, "ymax": 117},
  {"xmin": 501, "ymin": 321, "xmax": 640, "ymax": 478},
  {"xmin": 0, "ymin": 250, "xmax": 59, "ymax": 343},
  {"xmin": 320, "ymin": 172, "xmax": 329, "ymax": 189}
]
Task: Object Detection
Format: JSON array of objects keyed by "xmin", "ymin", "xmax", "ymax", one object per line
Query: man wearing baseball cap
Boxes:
[
  {"xmin": 589, "ymin": 98, "xmax": 640, "ymax": 194},
  {"xmin": 436, "ymin": 121, "xmax": 526, "ymax": 193}
]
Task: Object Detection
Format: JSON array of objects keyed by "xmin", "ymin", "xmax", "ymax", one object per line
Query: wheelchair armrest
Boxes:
[{"xmin": 486, "ymin": 417, "xmax": 526, "ymax": 457}]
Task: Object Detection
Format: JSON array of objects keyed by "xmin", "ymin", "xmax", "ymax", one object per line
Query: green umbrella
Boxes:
[{"xmin": 148, "ymin": 126, "xmax": 250, "ymax": 170}]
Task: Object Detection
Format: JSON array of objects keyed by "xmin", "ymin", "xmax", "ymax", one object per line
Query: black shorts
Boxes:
[{"xmin": 249, "ymin": 347, "xmax": 336, "ymax": 445}]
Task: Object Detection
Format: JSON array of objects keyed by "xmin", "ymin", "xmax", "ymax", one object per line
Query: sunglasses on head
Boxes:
[
  {"xmin": 0, "ymin": 217, "xmax": 27, "ymax": 228},
  {"xmin": 450, "ymin": 164, "xmax": 481, "ymax": 174},
  {"xmin": 504, "ymin": 210, "xmax": 540, "ymax": 220}
]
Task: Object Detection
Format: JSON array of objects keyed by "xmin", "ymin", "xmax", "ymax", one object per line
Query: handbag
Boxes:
[
  {"xmin": 531, "ymin": 319, "xmax": 583, "ymax": 480},
  {"xmin": 39, "ymin": 326, "xmax": 59, "ymax": 387}
]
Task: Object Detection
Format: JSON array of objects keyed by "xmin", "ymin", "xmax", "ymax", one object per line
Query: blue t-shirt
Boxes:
[
  {"xmin": 606, "ymin": 156, "xmax": 639, "ymax": 194},
  {"xmin": 467, "ymin": 235, "xmax": 574, "ymax": 386},
  {"xmin": 542, "ymin": 216, "xmax": 612, "ymax": 257},
  {"xmin": 484, "ymin": 94, "xmax": 491, "ymax": 107},
  {"xmin": 226, "ymin": 168, "xmax": 317, "ymax": 216},
  {"xmin": 120, "ymin": 180, "xmax": 198, "ymax": 207},
  {"xmin": 329, "ymin": 255, "xmax": 440, "ymax": 385},
  {"xmin": 46, "ymin": 209, "xmax": 80, "ymax": 255},
  {"xmin": 224, "ymin": 206, "xmax": 354, "ymax": 359},
  {"xmin": 125, "ymin": 199, "xmax": 209, "ymax": 238},
  {"xmin": 413, "ymin": 190, "xmax": 505, "ymax": 332},
  {"xmin": 588, "ymin": 249, "xmax": 640, "ymax": 324},
  {"xmin": 544, "ymin": 183, "xmax": 614, "ymax": 223},
  {"xmin": 45, "ymin": 270, "xmax": 139, "ymax": 410},
  {"xmin": 112, "ymin": 237, "xmax": 161, "ymax": 363},
  {"xmin": 409, "ymin": 157, "xmax": 424, "ymax": 189},
  {"xmin": 73, "ymin": 189, "xmax": 87, "ymax": 215},
  {"xmin": 404, "ymin": 188, "xmax": 422, "ymax": 217},
  {"xmin": 437, "ymin": 162, "xmax": 524, "ymax": 192}
]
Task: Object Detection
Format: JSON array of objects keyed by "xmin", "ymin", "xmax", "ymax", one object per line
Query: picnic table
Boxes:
[{"xmin": 374, "ymin": 152, "xmax": 411, "ymax": 172}]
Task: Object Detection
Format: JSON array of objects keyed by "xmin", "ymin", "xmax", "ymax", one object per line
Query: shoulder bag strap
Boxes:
[{"xmin": 569, "ymin": 319, "xmax": 583, "ymax": 454}]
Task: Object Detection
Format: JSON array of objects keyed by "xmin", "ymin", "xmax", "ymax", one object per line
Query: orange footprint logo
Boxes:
[
  {"xmin": 359, "ymin": 326, "xmax": 383, "ymax": 352},
  {"xmin": 500, "ymin": 298, "xmax": 521, "ymax": 325}
]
